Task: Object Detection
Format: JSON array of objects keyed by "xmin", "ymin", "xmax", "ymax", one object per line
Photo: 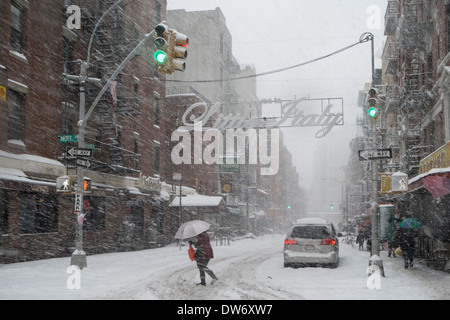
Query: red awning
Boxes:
[
  {"xmin": 409, "ymin": 167, "xmax": 450, "ymax": 199},
  {"xmin": 422, "ymin": 175, "xmax": 450, "ymax": 199}
]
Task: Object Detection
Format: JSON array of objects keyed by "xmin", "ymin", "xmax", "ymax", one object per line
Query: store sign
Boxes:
[
  {"xmin": 419, "ymin": 142, "xmax": 450, "ymax": 174},
  {"xmin": 0, "ymin": 85, "xmax": 6, "ymax": 101},
  {"xmin": 137, "ymin": 174, "xmax": 161, "ymax": 193}
]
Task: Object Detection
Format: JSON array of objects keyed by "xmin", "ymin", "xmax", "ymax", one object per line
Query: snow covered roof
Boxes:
[
  {"xmin": 409, "ymin": 167, "xmax": 450, "ymax": 184},
  {"xmin": 170, "ymin": 194, "xmax": 224, "ymax": 207},
  {"xmin": 0, "ymin": 150, "xmax": 64, "ymax": 167},
  {"xmin": 0, "ymin": 167, "xmax": 54, "ymax": 186}
]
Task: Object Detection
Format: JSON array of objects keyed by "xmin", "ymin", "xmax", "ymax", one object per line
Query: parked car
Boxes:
[{"xmin": 284, "ymin": 218, "xmax": 340, "ymax": 268}]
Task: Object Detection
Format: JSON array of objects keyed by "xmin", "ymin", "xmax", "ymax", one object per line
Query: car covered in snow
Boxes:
[{"xmin": 284, "ymin": 218, "xmax": 340, "ymax": 268}]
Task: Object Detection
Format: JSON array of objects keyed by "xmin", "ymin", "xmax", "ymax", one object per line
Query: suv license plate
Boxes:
[{"xmin": 305, "ymin": 245, "xmax": 314, "ymax": 251}]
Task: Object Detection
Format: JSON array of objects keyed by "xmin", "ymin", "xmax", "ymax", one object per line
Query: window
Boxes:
[
  {"xmin": 63, "ymin": 37, "xmax": 75, "ymax": 75},
  {"xmin": 62, "ymin": 101, "xmax": 76, "ymax": 135},
  {"xmin": 155, "ymin": 1, "xmax": 161, "ymax": 26},
  {"xmin": 0, "ymin": 190, "xmax": 8, "ymax": 235},
  {"xmin": 83, "ymin": 196, "xmax": 105, "ymax": 231},
  {"xmin": 291, "ymin": 226, "xmax": 331, "ymax": 239},
  {"xmin": 19, "ymin": 192, "xmax": 58, "ymax": 234},
  {"xmin": 10, "ymin": 0, "xmax": 27, "ymax": 53},
  {"xmin": 154, "ymin": 94, "xmax": 160, "ymax": 126},
  {"xmin": 8, "ymin": 89, "xmax": 25, "ymax": 141},
  {"xmin": 447, "ymin": 3, "xmax": 450, "ymax": 53},
  {"xmin": 154, "ymin": 143, "xmax": 160, "ymax": 175}
]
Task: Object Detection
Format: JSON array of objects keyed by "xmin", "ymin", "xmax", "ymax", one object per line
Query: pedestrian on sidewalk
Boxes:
[
  {"xmin": 388, "ymin": 230, "xmax": 398, "ymax": 258},
  {"xmin": 398, "ymin": 229, "xmax": 415, "ymax": 268},
  {"xmin": 356, "ymin": 233, "xmax": 365, "ymax": 251},
  {"xmin": 189, "ymin": 231, "xmax": 219, "ymax": 286}
]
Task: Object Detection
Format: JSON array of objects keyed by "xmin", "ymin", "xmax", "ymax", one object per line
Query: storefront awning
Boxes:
[{"xmin": 409, "ymin": 167, "xmax": 450, "ymax": 199}]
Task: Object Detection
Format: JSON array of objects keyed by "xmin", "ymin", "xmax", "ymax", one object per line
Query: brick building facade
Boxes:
[{"xmin": 0, "ymin": 1, "xmax": 304, "ymax": 264}]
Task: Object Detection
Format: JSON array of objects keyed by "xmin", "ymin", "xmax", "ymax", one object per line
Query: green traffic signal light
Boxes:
[
  {"xmin": 368, "ymin": 106, "xmax": 378, "ymax": 118},
  {"xmin": 154, "ymin": 50, "xmax": 167, "ymax": 64},
  {"xmin": 367, "ymin": 88, "xmax": 378, "ymax": 119}
]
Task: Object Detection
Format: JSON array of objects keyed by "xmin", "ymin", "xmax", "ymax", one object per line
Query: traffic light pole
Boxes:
[
  {"xmin": 68, "ymin": 28, "xmax": 156, "ymax": 269},
  {"xmin": 71, "ymin": 61, "xmax": 89, "ymax": 269},
  {"xmin": 367, "ymin": 32, "xmax": 384, "ymax": 277}
]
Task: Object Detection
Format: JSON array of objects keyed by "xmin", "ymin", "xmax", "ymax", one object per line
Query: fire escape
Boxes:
[
  {"xmin": 62, "ymin": 1, "xmax": 141, "ymax": 174},
  {"xmin": 393, "ymin": 0, "xmax": 434, "ymax": 175}
]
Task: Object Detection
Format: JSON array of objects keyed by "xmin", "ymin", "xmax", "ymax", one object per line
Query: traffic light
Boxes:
[
  {"xmin": 154, "ymin": 23, "xmax": 188, "ymax": 74},
  {"xmin": 154, "ymin": 23, "xmax": 169, "ymax": 69},
  {"xmin": 367, "ymin": 88, "xmax": 378, "ymax": 119},
  {"xmin": 169, "ymin": 30, "xmax": 188, "ymax": 72},
  {"xmin": 83, "ymin": 177, "xmax": 92, "ymax": 193},
  {"xmin": 330, "ymin": 204, "xmax": 334, "ymax": 210},
  {"xmin": 56, "ymin": 176, "xmax": 72, "ymax": 193}
]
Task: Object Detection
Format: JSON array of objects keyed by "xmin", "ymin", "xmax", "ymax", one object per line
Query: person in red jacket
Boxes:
[{"xmin": 189, "ymin": 231, "xmax": 218, "ymax": 286}]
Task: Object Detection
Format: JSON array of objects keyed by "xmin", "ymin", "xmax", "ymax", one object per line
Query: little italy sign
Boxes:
[
  {"xmin": 179, "ymin": 97, "xmax": 343, "ymax": 137},
  {"xmin": 170, "ymin": 97, "xmax": 344, "ymax": 176}
]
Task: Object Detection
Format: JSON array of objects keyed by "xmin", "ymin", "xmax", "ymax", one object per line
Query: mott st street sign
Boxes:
[
  {"xmin": 59, "ymin": 134, "xmax": 78, "ymax": 143},
  {"xmin": 358, "ymin": 148, "xmax": 392, "ymax": 161}
]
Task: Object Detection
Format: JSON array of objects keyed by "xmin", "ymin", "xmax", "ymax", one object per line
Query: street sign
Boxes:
[
  {"xmin": 173, "ymin": 173, "xmax": 181, "ymax": 180},
  {"xmin": 69, "ymin": 148, "xmax": 93, "ymax": 157},
  {"xmin": 76, "ymin": 158, "xmax": 91, "ymax": 168},
  {"xmin": 59, "ymin": 134, "xmax": 78, "ymax": 143},
  {"xmin": 358, "ymin": 148, "xmax": 392, "ymax": 161},
  {"xmin": 74, "ymin": 193, "xmax": 81, "ymax": 214}
]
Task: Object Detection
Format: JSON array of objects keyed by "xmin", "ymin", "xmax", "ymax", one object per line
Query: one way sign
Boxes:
[
  {"xmin": 358, "ymin": 148, "xmax": 392, "ymax": 161},
  {"xmin": 68, "ymin": 148, "xmax": 93, "ymax": 157}
]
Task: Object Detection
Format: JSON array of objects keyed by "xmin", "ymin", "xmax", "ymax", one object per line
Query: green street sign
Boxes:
[{"xmin": 59, "ymin": 134, "xmax": 78, "ymax": 143}]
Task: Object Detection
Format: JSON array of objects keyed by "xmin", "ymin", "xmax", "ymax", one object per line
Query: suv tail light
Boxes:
[
  {"xmin": 320, "ymin": 239, "xmax": 336, "ymax": 245},
  {"xmin": 284, "ymin": 238, "xmax": 298, "ymax": 245}
]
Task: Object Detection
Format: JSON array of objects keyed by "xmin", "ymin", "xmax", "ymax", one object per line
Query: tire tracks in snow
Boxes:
[{"xmin": 146, "ymin": 244, "xmax": 305, "ymax": 300}]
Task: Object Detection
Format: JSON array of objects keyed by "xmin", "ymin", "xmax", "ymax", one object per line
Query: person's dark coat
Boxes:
[
  {"xmin": 398, "ymin": 229, "xmax": 415, "ymax": 251},
  {"xmin": 191, "ymin": 232, "xmax": 214, "ymax": 260}
]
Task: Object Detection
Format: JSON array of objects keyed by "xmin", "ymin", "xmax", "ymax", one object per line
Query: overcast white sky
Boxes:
[{"xmin": 167, "ymin": 0, "xmax": 387, "ymax": 190}]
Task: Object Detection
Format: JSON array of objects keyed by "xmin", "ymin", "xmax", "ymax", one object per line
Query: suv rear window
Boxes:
[{"xmin": 291, "ymin": 226, "xmax": 331, "ymax": 239}]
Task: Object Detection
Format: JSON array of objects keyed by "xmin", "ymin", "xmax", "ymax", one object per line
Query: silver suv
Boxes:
[{"xmin": 284, "ymin": 218, "xmax": 340, "ymax": 268}]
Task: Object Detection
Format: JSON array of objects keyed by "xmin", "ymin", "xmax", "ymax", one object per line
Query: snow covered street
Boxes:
[{"xmin": 1, "ymin": 234, "xmax": 449, "ymax": 300}]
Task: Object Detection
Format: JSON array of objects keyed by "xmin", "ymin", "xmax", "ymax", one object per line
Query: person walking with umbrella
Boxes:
[
  {"xmin": 174, "ymin": 220, "xmax": 218, "ymax": 286},
  {"xmin": 189, "ymin": 231, "xmax": 219, "ymax": 286},
  {"xmin": 398, "ymin": 218, "xmax": 423, "ymax": 268}
]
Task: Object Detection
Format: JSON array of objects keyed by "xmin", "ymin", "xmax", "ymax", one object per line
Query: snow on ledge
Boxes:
[
  {"xmin": 0, "ymin": 150, "xmax": 65, "ymax": 178},
  {"xmin": 170, "ymin": 194, "xmax": 224, "ymax": 207}
]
